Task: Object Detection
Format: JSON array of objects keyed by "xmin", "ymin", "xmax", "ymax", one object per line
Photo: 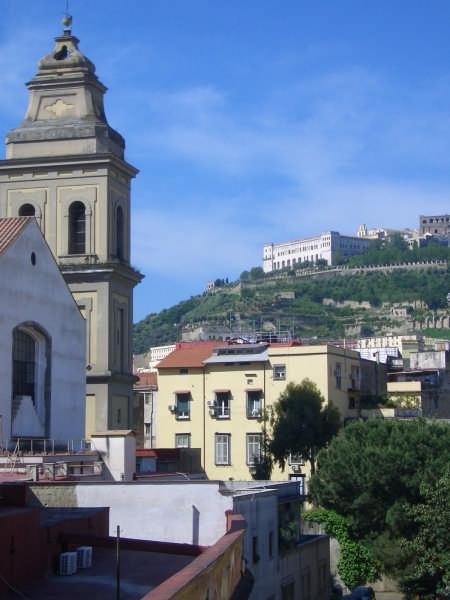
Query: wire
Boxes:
[{"xmin": 0, "ymin": 572, "xmax": 31, "ymax": 600}]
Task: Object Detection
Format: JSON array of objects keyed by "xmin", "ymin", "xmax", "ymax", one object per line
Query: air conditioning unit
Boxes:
[
  {"xmin": 77, "ymin": 546, "xmax": 93, "ymax": 569},
  {"xmin": 207, "ymin": 400, "xmax": 215, "ymax": 407},
  {"xmin": 59, "ymin": 551, "xmax": 78, "ymax": 576},
  {"xmin": 209, "ymin": 408, "xmax": 217, "ymax": 417},
  {"xmin": 168, "ymin": 404, "xmax": 177, "ymax": 413}
]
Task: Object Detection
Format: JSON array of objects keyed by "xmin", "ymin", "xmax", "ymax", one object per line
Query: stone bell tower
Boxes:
[{"xmin": 0, "ymin": 16, "xmax": 143, "ymax": 435}]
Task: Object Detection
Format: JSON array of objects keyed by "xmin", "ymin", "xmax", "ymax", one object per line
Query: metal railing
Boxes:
[{"xmin": 2, "ymin": 438, "xmax": 92, "ymax": 456}]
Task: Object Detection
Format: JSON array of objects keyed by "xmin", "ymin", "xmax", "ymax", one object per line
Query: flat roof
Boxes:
[{"xmin": 9, "ymin": 547, "xmax": 194, "ymax": 600}]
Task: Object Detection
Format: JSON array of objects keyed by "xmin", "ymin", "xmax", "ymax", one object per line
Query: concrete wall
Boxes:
[
  {"xmin": 0, "ymin": 220, "xmax": 85, "ymax": 447},
  {"xmin": 28, "ymin": 482, "xmax": 233, "ymax": 546}
]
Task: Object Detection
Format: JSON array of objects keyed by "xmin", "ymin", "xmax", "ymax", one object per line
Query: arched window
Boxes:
[
  {"xmin": 116, "ymin": 206, "xmax": 124, "ymax": 259},
  {"xmin": 13, "ymin": 329, "xmax": 36, "ymax": 403},
  {"xmin": 11, "ymin": 324, "xmax": 51, "ymax": 438},
  {"xmin": 69, "ymin": 201, "xmax": 86, "ymax": 254},
  {"xmin": 19, "ymin": 203, "xmax": 35, "ymax": 217}
]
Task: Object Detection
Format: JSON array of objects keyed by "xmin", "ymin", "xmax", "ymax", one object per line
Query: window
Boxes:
[
  {"xmin": 144, "ymin": 423, "xmax": 151, "ymax": 436},
  {"xmin": 215, "ymin": 433, "xmax": 230, "ymax": 465},
  {"xmin": 12, "ymin": 324, "xmax": 50, "ymax": 437},
  {"xmin": 288, "ymin": 452, "xmax": 304, "ymax": 466},
  {"xmin": 19, "ymin": 203, "xmax": 35, "ymax": 217},
  {"xmin": 334, "ymin": 363, "xmax": 342, "ymax": 389},
  {"xmin": 215, "ymin": 391, "xmax": 230, "ymax": 418},
  {"xmin": 13, "ymin": 329, "xmax": 36, "ymax": 403},
  {"xmin": 350, "ymin": 365, "xmax": 360, "ymax": 390},
  {"xmin": 246, "ymin": 433, "xmax": 262, "ymax": 465},
  {"xmin": 281, "ymin": 581, "xmax": 295, "ymax": 600},
  {"xmin": 116, "ymin": 205, "xmax": 124, "ymax": 259},
  {"xmin": 301, "ymin": 569, "xmax": 311, "ymax": 600},
  {"xmin": 68, "ymin": 201, "xmax": 86, "ymax": 254},
  {"xmin": 179, "ymin": 368, "xmax": 188, "ymax": 375},
  {"xmin": 348, "ymin": 397, "xmax": 356, "ymax": 410},
  {"xmin": 252, "ymin": 536, "xmax": 260, "ymax": 563},
  {"xmin": 273, "ymin": 364, "xmax": 286, "ymax": 380},
  {"xmin": 246, "ymin": 390, "xmax": 262, "ymax": 418},
  {"xmin": 175, "ymin": 433, "xmax": 191, "ymax": 448},
  {"xmin": 175, "ymin": 392, "xmax": 190, "ymax": 419},
  {"xmin": 268, "ymin": 531, "xmax": 274, "ymax": 559}
]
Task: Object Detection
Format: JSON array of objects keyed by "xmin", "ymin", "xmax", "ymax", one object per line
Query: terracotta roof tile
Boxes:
[
  {"xmin": 157, "ymin": 341, "xmax": 222, "ymax": 369},
  {"xmin": 0, "ymin": 217, "xmax": 33, "ymax": 255},
  {"xmin": 135, "ymin": 371, "xmax": 158, "ymax": 388}
]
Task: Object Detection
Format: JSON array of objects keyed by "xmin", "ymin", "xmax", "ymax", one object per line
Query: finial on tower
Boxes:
[{"xmin": 62, "ymin": 0, "xmax": 72, "ymax": 36}]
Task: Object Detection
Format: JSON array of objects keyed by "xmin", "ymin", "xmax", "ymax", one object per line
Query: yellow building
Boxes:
[{"xmin": 156, "ymin": 341, "xmax": 366, "ymax": 481}]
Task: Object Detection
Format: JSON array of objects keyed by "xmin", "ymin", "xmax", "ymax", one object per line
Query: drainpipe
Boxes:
[{"xmin": 202, "ymin": 367, "xmax": 206, "ymax": 471}]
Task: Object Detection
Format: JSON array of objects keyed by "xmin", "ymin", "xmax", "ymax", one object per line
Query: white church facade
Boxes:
[{"xmin": 0, "ymin": 217, "xmax": 85, "ymax": 448}]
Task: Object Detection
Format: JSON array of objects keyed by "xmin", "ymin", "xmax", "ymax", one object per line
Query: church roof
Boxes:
[{"xmin": 0, "ymin": 217, "xmax": 33, "ymax": 255}]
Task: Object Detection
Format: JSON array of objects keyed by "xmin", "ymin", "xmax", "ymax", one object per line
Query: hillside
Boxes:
[{"xmin": 133, "ymin": 262, "xmax": 450, "ymax": 353}]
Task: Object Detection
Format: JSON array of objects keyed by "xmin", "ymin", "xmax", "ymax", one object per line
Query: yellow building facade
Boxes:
[{"xmin": 156, "ymin": 342, "xmax": 364, "ymax": 481}]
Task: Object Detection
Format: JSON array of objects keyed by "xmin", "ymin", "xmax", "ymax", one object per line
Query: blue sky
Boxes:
[{"xmin": 1, "ymin": 1, "xmax": 450, "ymax": 321}]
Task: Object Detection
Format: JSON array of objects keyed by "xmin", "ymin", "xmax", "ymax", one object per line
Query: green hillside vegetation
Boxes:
[{"xmin": 133, "ymin": 262, "xmax": 450, "ymax": 353}]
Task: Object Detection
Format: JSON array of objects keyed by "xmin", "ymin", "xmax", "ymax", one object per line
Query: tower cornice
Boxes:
[{"xmin": 0, "ymin": 153, "xmax": 139, "ymax": 179}]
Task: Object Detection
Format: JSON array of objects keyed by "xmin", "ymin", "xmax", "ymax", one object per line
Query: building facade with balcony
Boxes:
[{"xmin": 155, "ymin": 341, "xmax": 374, "ymax": 480}]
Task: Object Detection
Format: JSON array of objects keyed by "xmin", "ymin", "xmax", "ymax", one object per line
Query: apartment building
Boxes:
[
  {"xmin": 263, "ymin": 231, "xmax": 372, "ymax": 273},
  {"xmin": 156, "ymin": 341, "xmax": 371, "ymax": 480}
]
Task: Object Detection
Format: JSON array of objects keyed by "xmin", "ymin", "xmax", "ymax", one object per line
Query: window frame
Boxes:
[
  {"xmin": 68, "ymin": 201, "xmax": 86, "ymax": 255},
  {"xmin": 214, "ymin": 433, "xmax": 231, "ymax": 465},
  {"xmin": 215, "ymin": 391, "xmax": 231, "ymax": 419},
  {"xmin": 273, "ymin": 364, "xmax": 286, "ymax": 381},
  {"xmin": 246, "ymin": 433, "xmax": 262, "ymax": 466},
  {"xmin": 175, "ymin": 392, "xmax": 190, "ymax": 420},
  {"xmin": 175, "ymin": 433, "xmax": 191, "ymax": 448},
  {"xmin": 246, "ymin": 390, "xmax": 262, "ymax": 418}
]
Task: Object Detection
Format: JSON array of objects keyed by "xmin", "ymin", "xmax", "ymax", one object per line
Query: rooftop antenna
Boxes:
[{"xmin": 62, "ymin": 0, "xmax": 73, "ymax": 36}]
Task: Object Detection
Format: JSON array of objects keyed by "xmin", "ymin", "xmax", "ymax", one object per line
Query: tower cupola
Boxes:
[{"xmin": 5, "ymin": 15, "xmax": 125, "ymax": 160}]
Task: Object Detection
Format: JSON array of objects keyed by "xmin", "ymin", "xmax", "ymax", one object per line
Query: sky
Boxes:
[{"xmin": 1, "ymin": 1, "xmax": 450, "ymax": 321}]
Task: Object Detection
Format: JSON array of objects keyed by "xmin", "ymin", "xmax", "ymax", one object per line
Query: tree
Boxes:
[
  {"xmin": 250, "ymin": 266, "xmax": 265, "ymax": 280},
  {"xmin": 309, "ymin": 419, "xmax": 450, "ymax": 597},
  {"xmin": 400, "ymin": 470, "xmax": 450, "ymax": 599},
  {"xmin": 268, "ymin": 380, "xmax": 341, "ymax": 475}
]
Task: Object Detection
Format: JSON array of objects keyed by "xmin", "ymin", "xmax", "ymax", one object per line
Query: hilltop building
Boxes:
[
  {"xmin": 0, "ymin": 18, "xmax": 143, "ymax": 435},
  {"xmin": 356, "ymin": 223, "xmax": 417, "ymax": 241},
  {"xmin": 155, "ymin": 341, "xmax": 386, "ymax": 481},
  {"xmin": 263, "ymin": 231, "xmax": 372, "ymax": 273},
  {"xmin": 420, "ymin": 214, "xmax": 450, "ymax": 237}
]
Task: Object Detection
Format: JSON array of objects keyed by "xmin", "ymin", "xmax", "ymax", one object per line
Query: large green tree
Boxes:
[
  {"xmin": 309, "ymin": 419, "xmax": 450, "ymax": 598},
  {"xmin": 268, "ymin": 379, "xmax": 341, "ymax": 475}
]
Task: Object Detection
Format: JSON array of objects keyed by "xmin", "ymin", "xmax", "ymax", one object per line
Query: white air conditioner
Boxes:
[
  {"xmin": 169, "ymin": 404, "xmax": 177, "ymax": 412},
  {"xmin": 59, "ymin": 551, "xmax": 78, "ymax": 576},
  {"xmin": 207, "ymin": 400, "xmax": 215, "ymax": 407},
  {"xmin": 77, "ymin": 546, "xmax": 93, "ymax": 569},
  {"xmin": 209, "ymin": 408, "xmax": 216, "ymax": 417}
]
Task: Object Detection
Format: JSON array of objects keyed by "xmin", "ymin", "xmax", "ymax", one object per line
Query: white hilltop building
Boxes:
[{"xmin": 263, "ymin": 230, "xmax": 372, "ymax": 273}]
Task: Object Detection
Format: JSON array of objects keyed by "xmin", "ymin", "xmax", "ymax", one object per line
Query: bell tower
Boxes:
[{"xmin": 0, "ymin": 16, "xmax": 143, "ymax": 434}]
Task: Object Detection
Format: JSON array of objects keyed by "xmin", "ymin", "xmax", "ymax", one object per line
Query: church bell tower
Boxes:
[{"xmin": 0, "ymin": 16, "xmax": 143, "ymax": 434}]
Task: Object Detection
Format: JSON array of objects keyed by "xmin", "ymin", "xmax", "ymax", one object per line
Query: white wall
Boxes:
[
  {"xmin": 73, "ymin": 482, "xmax": 232, "ymax": 546},
  {"xmin": 0, "ymin": 220, "xmax": 85, "ymax": 447}
]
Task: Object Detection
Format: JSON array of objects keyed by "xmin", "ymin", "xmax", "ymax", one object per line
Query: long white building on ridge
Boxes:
[{"xmin": 263, "ymin": 230, "xmax": 373, "ymax": 273}]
